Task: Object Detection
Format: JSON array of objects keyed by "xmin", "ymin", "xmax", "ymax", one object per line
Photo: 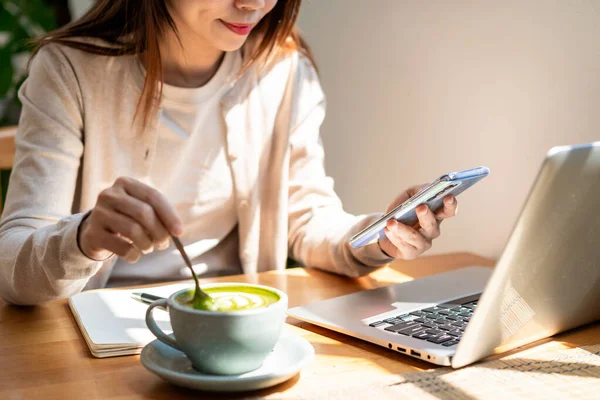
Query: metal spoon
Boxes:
[{"xmin": 171, "ymin": 235, "xmax": 214, "ymax": 309}]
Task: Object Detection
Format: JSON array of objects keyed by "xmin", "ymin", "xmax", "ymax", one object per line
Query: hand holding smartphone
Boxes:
[{"xmin": 349, "ymin": 166, "xmax": 490, "ymax": 249}]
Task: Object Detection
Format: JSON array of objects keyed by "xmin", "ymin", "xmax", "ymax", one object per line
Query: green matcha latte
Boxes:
[{"xmin": 176, "ymin": 285, "xmax": 280, "ymax": 312}]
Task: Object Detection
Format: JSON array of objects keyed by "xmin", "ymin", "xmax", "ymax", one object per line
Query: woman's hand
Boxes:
[
  {"xmin": 378, "ymin": 184, "xmax": 458, "ymax": 260},
  {"xmin": 78, "ymin": 177, "xmax": 183, "ymax": 263}
]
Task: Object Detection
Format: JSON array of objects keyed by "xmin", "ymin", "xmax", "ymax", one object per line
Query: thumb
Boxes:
[{"xmin": 385, "ymin": 183, "xmax": 429, "ymax": 212}]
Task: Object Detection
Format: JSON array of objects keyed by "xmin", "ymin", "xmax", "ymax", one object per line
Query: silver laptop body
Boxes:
[{"xmin": 287, "ymin": 143, "xmax": 600, "ymax": 367}]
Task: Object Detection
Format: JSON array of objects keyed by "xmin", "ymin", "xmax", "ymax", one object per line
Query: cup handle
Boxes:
[{"xmin": 145, "ymin": 299, "xmax": 181, "ymax": 351}]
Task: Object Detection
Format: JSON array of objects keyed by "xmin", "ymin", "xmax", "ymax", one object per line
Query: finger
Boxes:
[
  {"xmin": 95, "ymin": 229, "xmax": 140, "ymax": 263},
  {"xmin": 97, "ymin": 207, "xmax": 154, "ymax": 254},
  {"xmin": 381, "ymin": 230, "xmax": 419, "ymax": 260},
  {"xmin": 407, "ymin": 183, "xmax": 430, "ymax": 197},
  {"xmin": 117, "ymin": 177, "xmax": 184, "ymax": 236},
  {"xmin": 386, "ymin": 191, "xmax": 412, "ymax": 213},
  {"xmin": 102, "ymin": 189, "xmax": 171, "ymax": 248},
  {"xmin": 434, "ymin": 195, "xmax": 458, "ymax": 220},
  {"xmin": 416, "ymin": 205, "xmax": 441, "ymax": 240},
  {"xmin": 386, "ymin": 219, "xmax": 432, "ymax": 253},
  {"xmin": 386, "ymin": 183, "xmax": 431, "ymax": 213}
]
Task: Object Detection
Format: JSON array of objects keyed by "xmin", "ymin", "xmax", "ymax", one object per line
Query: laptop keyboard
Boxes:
[{"xmin": 368, "ymin": 294, "xmax": 480, "ymax": 347}]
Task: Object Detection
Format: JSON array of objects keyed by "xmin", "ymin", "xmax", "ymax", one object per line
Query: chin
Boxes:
[{"xmin": 216, "ymin": 39, "xmax": 248, "ymax": 52}]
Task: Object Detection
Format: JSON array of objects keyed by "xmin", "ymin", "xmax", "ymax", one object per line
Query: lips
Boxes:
[{"xmin": 221, "ymin": 20, "xmax": 255, "ymax": 36}]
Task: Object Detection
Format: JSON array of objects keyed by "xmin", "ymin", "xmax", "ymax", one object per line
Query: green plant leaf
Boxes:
[
  {"xmin": 0, "ymin": 5, "xmax": 16, "ymax": 36},
  {"xmin": 0, "ymin": 0, "xmax": 57, "ymax": 125},
  {"xmin": 10, "ymin": 0, "xmax": 56, "ymax": 31},
  {"xmin": 0, "ymin": 46, "xmax": 13, "ymax": 97}
]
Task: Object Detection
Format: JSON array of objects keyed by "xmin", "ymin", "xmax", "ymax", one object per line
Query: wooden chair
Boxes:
[{"xmin": 0, "ymin": 126, "xmax": 17, "ymax": 215}]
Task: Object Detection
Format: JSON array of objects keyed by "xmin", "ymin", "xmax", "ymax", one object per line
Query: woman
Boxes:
[{"xmin": 0, "ymin": 0, "xmax": 457, "ymax": 305}]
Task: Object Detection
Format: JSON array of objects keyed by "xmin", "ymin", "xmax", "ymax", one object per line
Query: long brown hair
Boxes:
[{"xmin": 32, "ymin": 0, "xmax": 314, "ymax": 129}]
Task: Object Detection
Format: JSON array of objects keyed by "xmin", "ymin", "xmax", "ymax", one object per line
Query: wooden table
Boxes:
[
  {"xmin": 0, "ymin": 126, "xmax": 16, "ymax": 170},
  {"xmin": 1, "ymin": 252, "xmax": 599, "ymax": 399},
  {"xmin": 0, "ymin": 125, "xmax": 17, "ymax": 214}
]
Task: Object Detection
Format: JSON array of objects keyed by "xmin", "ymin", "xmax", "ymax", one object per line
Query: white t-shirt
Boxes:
[{"xmin": 108, "ymin": 51, "xmax": 243, "ymax": 286}]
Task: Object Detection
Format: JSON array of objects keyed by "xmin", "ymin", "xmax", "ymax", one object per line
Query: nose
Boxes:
[{"xmin": 235, "ymin": 0, "xmax": 266, "ymax": 11}]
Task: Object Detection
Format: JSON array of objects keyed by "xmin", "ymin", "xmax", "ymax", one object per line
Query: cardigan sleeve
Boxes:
[{"xmin": 0, "ymin": 44, "xmax": 103, "ymax": 305}]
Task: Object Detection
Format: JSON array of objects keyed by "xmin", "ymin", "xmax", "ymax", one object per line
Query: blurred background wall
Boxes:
[{"xmin": 298, "ymin": 0, "xmax": 600, "ymax": 258}]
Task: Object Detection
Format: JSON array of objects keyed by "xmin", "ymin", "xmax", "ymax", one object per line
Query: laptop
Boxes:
[{"xmin": 288, "ymin": 143, "xmax": 600, "ymax": 368}]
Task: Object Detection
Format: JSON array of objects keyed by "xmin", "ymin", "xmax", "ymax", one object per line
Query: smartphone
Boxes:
[{"xmin": 349, "ymin": 166, "xmax": 490, "ymax": 248}]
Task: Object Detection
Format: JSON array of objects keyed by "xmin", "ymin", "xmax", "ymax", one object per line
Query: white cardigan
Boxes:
[{"xmin": 0, "ymin": 42, "xmax": 391, "ymax": 305}]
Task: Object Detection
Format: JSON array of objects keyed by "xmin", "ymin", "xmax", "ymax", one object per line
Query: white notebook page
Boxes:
[{"xmin": 69, "ymin": 282, "xmax": 192, "ymax": 348}]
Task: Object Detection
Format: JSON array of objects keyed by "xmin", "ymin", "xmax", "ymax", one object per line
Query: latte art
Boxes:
[
  {"xmin": 176, "ymin": 285, "xmax": 280, "ymax": 311},
  {"xmin": 209, "ymin": 291, "xmax": 272, "ymax": 311}
]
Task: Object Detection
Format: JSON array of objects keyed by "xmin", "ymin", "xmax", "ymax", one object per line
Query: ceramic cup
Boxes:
[{"xmin": 145, "ymin": 282, "xmax": 288, "ymax": 375}]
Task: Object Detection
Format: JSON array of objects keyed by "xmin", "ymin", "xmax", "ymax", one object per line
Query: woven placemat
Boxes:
[{"xmin": 299, "ymin": 344, "xmax": 600, "ymax": 400}]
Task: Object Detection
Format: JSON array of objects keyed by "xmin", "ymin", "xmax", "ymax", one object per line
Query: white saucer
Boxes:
[{"xmin": 140, "ymin": 334, "xmax": 314, "ymax": 392}]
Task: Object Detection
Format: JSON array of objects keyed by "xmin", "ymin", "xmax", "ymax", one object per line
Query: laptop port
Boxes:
[
  {"xmin": 410, "ymin": 350, "xmax": 421, "ymax": 357},
  {"xmin": 397, "ymin": 347, "xmax": 406, "ymax": 353}
]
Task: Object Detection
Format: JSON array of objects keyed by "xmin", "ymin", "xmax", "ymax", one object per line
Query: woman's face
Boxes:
[{"xmin": 166, "ymin": 0, "xmax": 278, "ymax": 52}]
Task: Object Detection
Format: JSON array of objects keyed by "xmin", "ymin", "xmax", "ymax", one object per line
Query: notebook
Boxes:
[{"xmin": 68, "ymin": 282, "xmax": 192, "ymax": 358}]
